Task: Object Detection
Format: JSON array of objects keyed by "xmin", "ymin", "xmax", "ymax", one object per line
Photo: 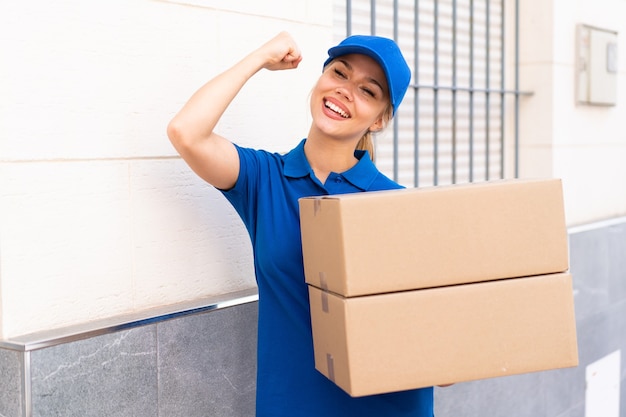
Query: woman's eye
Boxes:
[
  {"xmin": 362, "ymin": 87, "xmax": 375, "ymax": 97},
  {"xmin": 334, "ymin": 68, "xmax": 346, "ymax": 78}
]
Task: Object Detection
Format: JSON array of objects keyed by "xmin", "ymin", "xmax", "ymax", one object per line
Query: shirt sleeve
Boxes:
[{"xmin": 219, "ymin": 144, "xmax": 262, "ymax": 239}]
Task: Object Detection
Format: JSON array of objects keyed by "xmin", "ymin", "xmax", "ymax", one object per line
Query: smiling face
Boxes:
[{"xmin": 309, "ymin": 53, "xmax": 391, "ymax": 144}]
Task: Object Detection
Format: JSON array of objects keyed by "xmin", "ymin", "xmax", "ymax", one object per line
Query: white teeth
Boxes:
[{"xmin": 325, "ymin": 100, "xmax": 349, "ymax": 118}]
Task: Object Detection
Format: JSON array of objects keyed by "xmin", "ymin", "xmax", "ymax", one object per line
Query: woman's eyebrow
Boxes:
[
  {"xmin": 337, "ymin": 58, "xmax": 352, "ymax": 71},
  {"xmin": 367, "ymin": 76, "xmax": 385, "ymax": 92},
  {"xmin": 337, "ymin": 58, "xmax": 385, "ymax": 92}
]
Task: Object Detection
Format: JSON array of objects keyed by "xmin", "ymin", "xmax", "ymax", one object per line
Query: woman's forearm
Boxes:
[
  {"xmin": 167, "ymin": 50, "xmax": 266, "ymax": 146},
  {"xmin": 167, "ymin": 32, "xmax": 301, "ymax": 147}
]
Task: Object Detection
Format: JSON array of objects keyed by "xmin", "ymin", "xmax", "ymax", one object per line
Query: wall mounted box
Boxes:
[
  {"xmin": 299, "ymin": 179, "xmax": 569, "ymax": 297},
  {"xmin": 308, "ymin": 273, "xmax": 579, "ymax": 397},
  {"xmin": 577, "ymin": 24, "xmax": 618, "ymax": 106}
]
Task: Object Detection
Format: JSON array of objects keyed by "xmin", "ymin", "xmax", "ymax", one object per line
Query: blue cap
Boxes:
[{"xmin": 324, "ymin": 35, "xmax": 411, "ymax": 115}]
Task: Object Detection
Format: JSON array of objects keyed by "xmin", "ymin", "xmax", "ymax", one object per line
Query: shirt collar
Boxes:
[
  {"xmin": 283, "ymin": 138, "xmax": 379, "ymax": 191},
  {"xmin": 341, "ymin": 149, "xmax": 379, "ymax": 190},
  {"xmin": 283, "ymin": 139, "xmax": 312, "ymax": 179}
]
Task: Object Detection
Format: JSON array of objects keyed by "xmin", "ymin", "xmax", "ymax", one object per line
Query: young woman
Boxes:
[{"xmin": 167, "ymin": 31, "xmax": 434, "ymax": 417}]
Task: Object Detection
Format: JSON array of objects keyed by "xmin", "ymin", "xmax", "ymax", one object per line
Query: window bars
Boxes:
[{"xmin": 336, "ymin": 0, "xmax": 529, "ymax": 187}]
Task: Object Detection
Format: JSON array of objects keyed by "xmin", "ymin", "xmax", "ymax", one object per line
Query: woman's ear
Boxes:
[
  {"xmin": 369, "ymin": 104, "xmax": 392, "ymax": 133},
  {"xmin": 368, "ymin": 117, "xmax": 385, "ymax": 133}
]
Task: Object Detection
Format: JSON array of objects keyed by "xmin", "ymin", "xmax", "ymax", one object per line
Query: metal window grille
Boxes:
[{"xmin": 334, "ymin": 0, "xmax": 529, "ymax": 187}]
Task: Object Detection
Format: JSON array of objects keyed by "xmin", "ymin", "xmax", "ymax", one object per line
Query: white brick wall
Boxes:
[{"xmin": 0, "ymin": 0, "xmax": 333, "ymax": 337}]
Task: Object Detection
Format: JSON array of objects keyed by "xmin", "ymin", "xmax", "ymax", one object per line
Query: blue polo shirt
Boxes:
[{"xmin": 221, "ymin": 139, "xmax": 434, "ymax": 417}]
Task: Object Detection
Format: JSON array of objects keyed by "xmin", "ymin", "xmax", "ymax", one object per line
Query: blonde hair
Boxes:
[{"xmin": 356, "ymin": 103, "xmax": 394, "ymax": 162}]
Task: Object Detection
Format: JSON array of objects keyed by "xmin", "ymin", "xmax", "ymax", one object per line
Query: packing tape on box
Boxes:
[
  {"xmin": 319, "ymin": 272, "xmax": 328, "ymax": 290},
  {"xmin": 326, "ymin": 353, "xmax": 335, "ymax": 382},
  {"xmin": 314, "ymin": 198, "xmax": 322, "ymax": 216},
  {"xmin": 320, "ymin": 272, "xmax": 329, "ymax": 313}
]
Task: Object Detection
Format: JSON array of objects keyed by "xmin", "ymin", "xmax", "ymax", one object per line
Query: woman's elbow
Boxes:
[
  {"xmin": 167, "ymin": 119, "xmax": 198, "ymax": 157},
  {"xmin": 166, "ymin": 118, "xmax": 184, "ymax": 146}
]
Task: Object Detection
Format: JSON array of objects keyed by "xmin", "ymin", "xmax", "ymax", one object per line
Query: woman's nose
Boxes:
[{"xmin": 335, "ymin": 85, "xmax": 354, "ymax": 102}]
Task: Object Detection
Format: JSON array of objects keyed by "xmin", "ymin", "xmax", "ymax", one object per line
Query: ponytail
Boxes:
[{"xmin": 356, "ymin": 133, "xmax": 376, "ymax": 162}]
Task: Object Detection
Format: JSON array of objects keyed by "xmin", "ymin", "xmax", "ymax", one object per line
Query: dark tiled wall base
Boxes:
[
  {"xmin": 157, "ymin": 303, "xmax": 257, "ymax": 417},
  {"xmin": 0, "ymin": 348, "xmax": 23, "ymax": 417},
  {"xmin": 1, "ymin": 220, "xmax": 625, "ymax": 417},
  {"xmin": 0, "ymin": 302, "xmax": 257, "ymax": 417},
  {"xmin": 31, "ymin": 326, "xmax": 158, "ymax": 417}
]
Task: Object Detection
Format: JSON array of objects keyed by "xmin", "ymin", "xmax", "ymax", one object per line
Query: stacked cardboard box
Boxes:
[{"xmin": 299, "ymin": 179, "xmax": 578, "ymax": 397}]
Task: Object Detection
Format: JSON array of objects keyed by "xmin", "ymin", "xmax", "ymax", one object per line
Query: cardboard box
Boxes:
[
  {"xmin": 300, "ymin": 179, "xmax": 569, "ymax": 297},
  {"xmin": 308, "ymin": 272, "xmax": 579, "ymax": 397}
]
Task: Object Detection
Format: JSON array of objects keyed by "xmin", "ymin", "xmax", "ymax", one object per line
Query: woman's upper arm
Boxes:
[{"xmin": 167, "ymin": 122, "xmax": 240, "ymax": 190}]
